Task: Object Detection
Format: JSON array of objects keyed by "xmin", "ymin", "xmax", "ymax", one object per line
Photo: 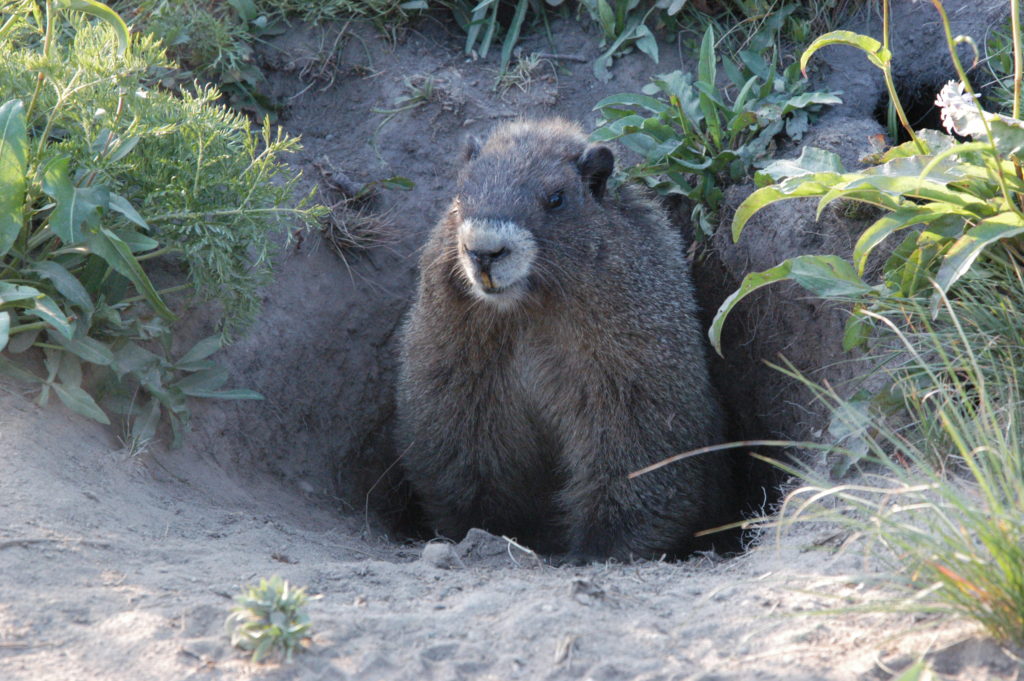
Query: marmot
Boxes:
[{"xmin": 397, "ymin": 118, "xmax": 734, "ymax": 561}]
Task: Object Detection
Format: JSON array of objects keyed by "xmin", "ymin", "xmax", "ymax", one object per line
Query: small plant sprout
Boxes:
[{"xmin": 226, "ymin": 575, "xmax": 317, "ymax": 664}]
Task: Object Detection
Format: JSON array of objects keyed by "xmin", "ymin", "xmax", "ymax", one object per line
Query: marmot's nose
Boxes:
[{"xmin": 467, "ymin": 247, "xmax": 508, "ymax": 272}]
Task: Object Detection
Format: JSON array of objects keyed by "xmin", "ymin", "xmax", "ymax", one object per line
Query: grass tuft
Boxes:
[{"xmin": 778, "ymin": 262, "xmax": 1024, "ymax": 647}]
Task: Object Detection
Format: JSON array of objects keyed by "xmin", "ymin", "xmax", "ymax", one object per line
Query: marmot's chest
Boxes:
[{"xmin": 504, "ymin": 321, "xmax": 590, "ymax": 411}]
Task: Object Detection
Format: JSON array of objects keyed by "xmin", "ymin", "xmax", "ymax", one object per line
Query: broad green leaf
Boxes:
[
  {"xmin": 86, "ymin": 228, "xmax": 176, "ymax": 321},
  {"xmin": 800, "ymin": 30, "xmax": 891, "ymax": 74},
  {"xmin": 780, "ymin": 91, "xmax": 843, "ymax": 115},
  {"xmin": 853, "ymin": 207, "xmax": 946, "ymax": 275},
  {"xmin": 130, "ymin": 398, "xmax": 161, "ymax": 442},
  {"xmin": 988, "ymin": 115, "xmax": 1024, "ymax": 158},
  {"xmin": 26, "ymin": 294, "xmax": 74, "ymax": 339},
  {"xmin": 176, "ymin": 335, "xmax": 222, "ymax": 368},
  {"xmin": 57, "ymin": 350, "xmax": 83, "ymax": 387},
  {"xmin": 842, "ymin": 308, "xmax": 873, "ymax": 351},
  {"xmin": 0, "ymin": 355, "xmax": 41, "ymax": 383},
  {"xmin": 934, "ymin": 213, "xmax": 1024, "ymax": 298},
  {"xmin": 112, "ymin": 228, "xmax": 159, "ymax": 253},
  {"xmin": 111, "ymin": 341, "xmax": 163, "ymax": 380},
  {"xmin": 108, "ymin": 192, "xmax": 149, "ymax": 230},
  {"xmin": 40, "ymin": 157, "xmax": 108, "ymax": 244},
  {"xmin": 0, "ymin": 281, "xmax": 41, "ymax": 306},
  {"xmin": 0, "ymin": 99, "xmax": 27, "ymax": 258},
  {"xmin": 7, "ymin": 324, "xmax": 39, "ymax": 353},
  {"xmin": 51, "ymin": 333, "xmax": 114, "ymax": 365},
  {"xmin": 755, "ymin": 146, "xmax": 845, "ymax": 185},
  {"xmin": 30, "ymin": 260, "xmax": 94, "ymax": 315},
  {"xmin": 787, "ymin": 255, "xmax": 872, "ymax": 298},
  {"xmin": 634, "ymin": 25, "xmax": 658, "ymax": 63},
  {"xmin": 0, "ymin": 310, "xmax": 9, "ymax": 352},
  {"xmin": 173, "ymin": 366, "xmax": 228, "ymax": 395},
  {"xmin": 593, "ymin": 93, "xmax": 668, "ymax": 114},
  {"xmin": 51, "ymin": 382, "xmax": 110, "ymax": 424},
  {"xmin": 732, "ymin": 179, "xmax": 840, "ymax": 242},
  {"xmin": 709, "ymin": 255, "xmax": 868, "ymax": 355},
  {"xmin": 58, "ymin": 0, "xmax": 130, "ymax": 57}
]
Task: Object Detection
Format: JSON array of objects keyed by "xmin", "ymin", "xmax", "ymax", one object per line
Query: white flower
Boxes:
[{"xmin": 935, "ymin": 80, "xmax": 987, "ymax": 138}]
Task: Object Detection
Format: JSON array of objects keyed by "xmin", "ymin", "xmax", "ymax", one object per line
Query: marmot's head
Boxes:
[{"xmin": 449, "ymin": 119, "xmax": 614, "ymax": 310}]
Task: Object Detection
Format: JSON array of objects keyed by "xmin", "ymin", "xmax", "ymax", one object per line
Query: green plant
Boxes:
[
  {"xmin": 0, "ymin": 2, "xmax": 324, "ymax": 442},
  {"xmin": 592, "ymin": 24, "xmax": 840, "ymax": 237},
  {"xmin": 451, "ymin": 0, "xmax": 563, "ymax": 76},
  {"xmin": 776, "ymin": 269, "xmax": 1024, "ymax": 648},
  {"xmin": 119, "ymin": 0, "xmax": 284, "ymax": 115},
  {"xmin": 580, "ymin": 0, "xmax": 661, "ymax": 82},
  {"xmin": 253, "ymin": 0, "xmax": 427, "ymax": 25},
  {"xmin": 982, "ymin": 15, "xmax": 1023, "ymax": 116},
  {"xmin": 226, "ymin": 575, "xmax": 316, "ymax": 663},
  {"xmin": 709, "ymin": 0, "xmax": 1024, "ymax": 355}
]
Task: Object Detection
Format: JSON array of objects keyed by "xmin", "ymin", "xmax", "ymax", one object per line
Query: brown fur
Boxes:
[{"xmin": 397, "ymin": 119, "xmax": 735, "ymax": 561}]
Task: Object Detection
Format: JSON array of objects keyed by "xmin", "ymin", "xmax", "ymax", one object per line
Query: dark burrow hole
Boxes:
[{"xmin": 872, "ymin": 81, "xmax": 949, "ymax": 143}]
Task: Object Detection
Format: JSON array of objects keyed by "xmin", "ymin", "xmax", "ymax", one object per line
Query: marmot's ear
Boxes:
[
  {"xmin": 461, "ymin": 135, "xmax": 483, "ymax": 164},
  {"xmin": 578, "ymin": 144, "xmax": 614, "ymax": 200}
]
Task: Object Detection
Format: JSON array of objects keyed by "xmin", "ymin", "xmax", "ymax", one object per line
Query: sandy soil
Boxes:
[{"xmin": 2, "ymin": 4, "xmax": 1022, "ymax": 680}]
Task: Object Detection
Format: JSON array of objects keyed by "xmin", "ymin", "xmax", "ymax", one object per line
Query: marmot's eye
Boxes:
[{"xmin": 545, "ymin": 190, "xmax": 564, "ymax": 210}]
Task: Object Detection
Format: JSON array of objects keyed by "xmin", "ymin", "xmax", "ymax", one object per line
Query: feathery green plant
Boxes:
[{"xmin": 0, "ymin": 2, "xmax": 324, "ymax": 443}]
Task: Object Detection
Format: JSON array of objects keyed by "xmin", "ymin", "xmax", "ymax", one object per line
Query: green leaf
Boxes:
[
  {"xmin": 111, "ymin": 341, "xmax": 163, "ymax": 379},
  {"xmin": 634, "ymin": 25, "xmax": 658, "ymax": 63},
  {"xmin": 0, "ymin": 310, "xmax": 9, "ymax": 352},
  {"xmin": 0, "ymin": 281, "xmax": 41, "ymax": 306},
  {"xmin": 780, "ymin": 91, "xmax": 843, "ymax": 116},
  {"xmin": 108, "ymin": 192, "xmax": 149, "ymax": 230},
  {"xmin": 51, "ymin": 382, "xmax": 111, "ymax": 424},
  {"xmin": 800, "ymin": 30, "xmax": 891, "ymax": 74},
  {"xmin": 0, "ymin": 355, "xmax": 41, "ymax": 383},
  {"xmin": 58, "ymin": 0, "xmax": 130, "ymax": 57},
  {"xmin": 0, "ymin": 99, "xmax": 27, "ymax": 258},
  {"xmin": 30, "ymin": 260, "xmax": 94, "ymax": 316},
  {"xmin": 709, "ymin": 255, "xmax": 870, "ymax": 355},
  {"xmin": 86, "ymin": 228, "xmax": 176, "ymax": 321},
  {"xmin": 853, "ymin": 207, "xmax": 947, "ymax": 275},
  {"xmin": 57, "ymin": 350, "xmax": 83, "ymax": 387},
  {"xmin": 130, "ymin": 398, "xmax": 161, "ymax": 443},
  {"xmin": 787, "ymin": 254, "xmax": 873, "ymax": 298},
  {"xmin": 173, "ymin": 366, "xmax": 228, "ymax": 395},
  {"xmin": 934, "ymin": 213, "xmax": 1024, "ymax": 299},
  {"xmin": 988, "ymin": 115, "xmax": 1024, "ymax": 158},
  {"xmin": 497, "ymin": 0, "xmax": 528, "ymax": 75},
  {"xmin": 112, "ymin": 228, "xmax": 159, "ymax": 253},
  {"xmin": 51, "ymin": 333, "xmax": 114, "ymax": 365},
  {"xmin": 697, "ymin": 26, "xmax": 721, "ymax": 149},
  {"xmin": 755, "ymin": 146, "xmax": 845, "ymax": 185},
  {"xmin": 842, "ymin": 308, "xmax": 873, "ymax": 351},
  {"xmin": 175, "ymin": 335, "xmax": 222, "ymax": 368},
  {"xmin": 27, "ymin": 295, "xmax": 74, "ymax": 339},
  {"xmin": 40, "ymin": 157, "xmax": 109, "ymax": 244},
  {"xmin": 593, "ymin": 93, "xmax": 668, "ymax": 114},
  {"xmin": 732, "ymin": 178, "xmax": 840, "ymax": 242},
  {"xmin": 183, "ymin": 388, "xmax": 263, "ymax": 400}
]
